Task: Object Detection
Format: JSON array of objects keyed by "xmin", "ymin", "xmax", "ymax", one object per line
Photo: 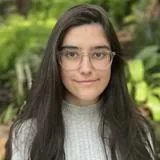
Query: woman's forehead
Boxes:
[{"xmin": 62, "ymin": 23, "xmax": 110, "ymax": 48}]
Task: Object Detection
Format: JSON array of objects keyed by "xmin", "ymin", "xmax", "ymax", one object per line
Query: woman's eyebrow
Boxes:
[
  {"xmin": 91, "ymin": 45, "xmax": 110, "ymax": 50},
  {"xmin": 61, "ymin": 45, "xmax": 110, "ymax": 50},
  {"xmin": 61, "ymin": 45, "xmax": 79, "ymax": 50}
]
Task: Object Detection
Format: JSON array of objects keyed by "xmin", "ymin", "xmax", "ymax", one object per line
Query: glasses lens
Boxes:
[
  {"xmin": 90, "ymin": 51, "xmax": 113, "ymax": 69},
  {"xmin": 59, "ymin": 50, "xmax": 81, "ymax": 70},
  {"xmin": 59, "ymin": 50, "xmax": 114, "ymax": 70}
]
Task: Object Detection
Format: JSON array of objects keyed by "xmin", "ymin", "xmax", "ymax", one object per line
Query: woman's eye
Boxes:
[
  {"xmin": 63, "ymin": 51, "xmax": 78, "ymax": 58},
  {"xmin": 93, "ymin": 52, "xmax": 107, "ymax": 59}
]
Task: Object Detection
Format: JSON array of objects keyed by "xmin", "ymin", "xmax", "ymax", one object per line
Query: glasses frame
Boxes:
[{"xmin": 58, "ymin": 50, "xmax": 116, "ymax": 70}]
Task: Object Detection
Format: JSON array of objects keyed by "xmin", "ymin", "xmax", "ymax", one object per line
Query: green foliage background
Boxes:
[{"xmin": 0, "ymin": 0, "xmax": 160, "ymax": 123}]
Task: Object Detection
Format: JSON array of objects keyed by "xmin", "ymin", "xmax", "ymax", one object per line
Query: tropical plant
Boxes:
[
  {"xmin": 0, "ymin": 14, "xmax": 56, "ymax": 123},
  {"xmin": 126, "ymin": 45, "xmax": 160, "ymax": 120},
  {"xmin": 124, "ymin": 0, "xmax": 160, "ymax": 53}
]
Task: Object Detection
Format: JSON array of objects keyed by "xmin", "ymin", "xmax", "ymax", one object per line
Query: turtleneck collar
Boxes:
[{"xmin": 62, "ymin": 100, "xmax": 101, "ymax": 116}]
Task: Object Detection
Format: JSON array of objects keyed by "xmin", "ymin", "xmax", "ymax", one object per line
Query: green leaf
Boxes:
[
  {"xmin": 135, "ymin": 81, "xmax": 148, "ymax": 102},
  {"xmin": 152, "ymin": 73, "xmax": 160, "ymax": 79},
  {"xmin": 147, "ymin": 94, "xmax": 160, "ymax": 106},
  {"xmin": 127, "ymin": 82, "xmax": 133, "ymax": 94},
  {"xmin": 136, "ymin": 45, "xmax": 158, "ymax": 59},
  {"xmin": 147, "ymin": 94, "xmax": 160, "ymax": 120},
  {"xmin": 124, "ymin": 15, "xmax": 138, "ymax": 23},
  {"xmin": 2, "ymin": 104, "xmax": 16, "ymax": 124},
  {"xmin": 128, "ymin": 59, "xmax": 144, "ymax": 82},
  {"xmin": 151, "ymin": 87, "xmax": 160, "ymax": 96}
]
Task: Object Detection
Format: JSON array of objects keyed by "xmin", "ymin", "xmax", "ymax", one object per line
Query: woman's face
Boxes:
[{"xmin": 60, "ymin": 23, "xmax": 112, "ymax": 106}]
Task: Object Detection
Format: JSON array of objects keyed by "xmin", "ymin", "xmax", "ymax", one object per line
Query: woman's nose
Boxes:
[{"xmin": 79, "ymin": 55, "xmax": 93, "ymax": 74}]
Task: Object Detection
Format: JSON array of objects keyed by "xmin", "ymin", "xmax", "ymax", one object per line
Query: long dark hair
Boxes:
[{"xmin": 5, "ymin": 4, "xmax": 158, "ymax": 160}]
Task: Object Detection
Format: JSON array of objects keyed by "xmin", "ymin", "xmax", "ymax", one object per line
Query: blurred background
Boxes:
[{"xmin": 0, "ymin": 0, "xmax": 160, "ymax": 159}]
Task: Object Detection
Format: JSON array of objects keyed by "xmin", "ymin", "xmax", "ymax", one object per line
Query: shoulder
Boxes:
[
  {"xmin": 11, "ymin": 119, "xmax": 36, "ymax": 160},
  {"xmin": 12, "ymin": 119, "xmax": 36, "ymax": 142}
]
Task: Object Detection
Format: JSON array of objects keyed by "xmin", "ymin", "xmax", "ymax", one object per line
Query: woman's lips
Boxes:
[{"xmin": 75, "ymin": 79, "xmax": 99, "ymax": 85}]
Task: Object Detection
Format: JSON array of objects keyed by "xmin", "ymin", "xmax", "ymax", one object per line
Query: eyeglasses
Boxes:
[{"xmin": 58, "ymin": 49, "xmax": 116, "ymax": 70}]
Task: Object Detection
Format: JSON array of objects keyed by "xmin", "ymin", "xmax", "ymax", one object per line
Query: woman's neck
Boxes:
[{"xmin": 64, "ymin": 95, "xmax": 99, "ymax": 106}]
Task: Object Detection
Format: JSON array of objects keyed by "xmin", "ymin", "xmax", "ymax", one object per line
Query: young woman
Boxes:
[{"xmin": 5, "ymin": 4, "xmax": 158, "ymax": 160}]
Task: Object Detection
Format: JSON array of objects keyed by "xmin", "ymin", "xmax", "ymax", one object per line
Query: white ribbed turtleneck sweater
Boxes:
[
  {"xmin": 62, "ymin": 100, "xmax": 107, "ymax": 160},
  {"xmin": 11, "ymin": 101, "xmax": 109, "ymax": 160}
]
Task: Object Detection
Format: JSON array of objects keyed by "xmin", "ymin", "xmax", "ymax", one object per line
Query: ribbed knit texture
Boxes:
[
  {"xmin": 62, "ymin": 100, "xmax": 107, "ymax": 160},
  {"xmin": 11, "ymin": 101, "xmax": 110, "ymax": 160},
  {"xmin": 11, "ymin": 101, "xmax": 155, "ymax": 160}
]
